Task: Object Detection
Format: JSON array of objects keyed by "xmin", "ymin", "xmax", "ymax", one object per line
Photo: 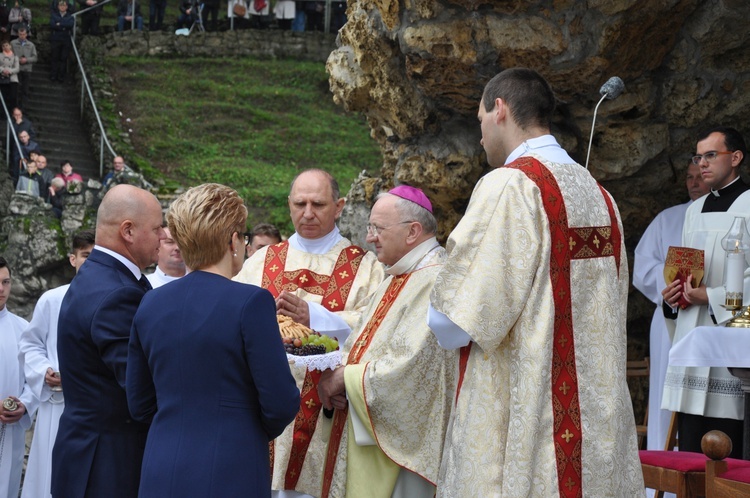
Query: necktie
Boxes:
[{"xmin": 139, "ymin": 275, "xmax": 152, "ymax": 291}]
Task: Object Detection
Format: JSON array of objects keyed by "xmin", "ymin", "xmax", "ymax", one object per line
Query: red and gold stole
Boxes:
[
  {"xmin": 320, "ymin": 273, "xmax": 412, "ymax": 498},
  {"xmin": 261, "ymin": 241, "xmax": 366, "ymax": 490},
  {"xmin": 261, "ymin": 241, "xmax": 365, "ymax": 311},
  {"xmin": 509, "ymin": 157, "xmax": 621, "ymax": 498}
]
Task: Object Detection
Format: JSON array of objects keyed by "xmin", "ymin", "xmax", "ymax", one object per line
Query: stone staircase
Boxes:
[
  {"xmin": 24, "ymin": 62, "xmax": 101, "ymax": 181},
  {"xmin": 2, "ymin": 30, "xmax": 101, "ymax": 183}
]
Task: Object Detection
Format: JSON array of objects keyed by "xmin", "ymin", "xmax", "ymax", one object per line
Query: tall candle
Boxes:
[{"xmin": 725, "ymin": 250, "xmax": 745, "ymax": 296}]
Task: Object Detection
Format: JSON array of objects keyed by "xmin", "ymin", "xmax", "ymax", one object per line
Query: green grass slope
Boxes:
[{"xmin": 107, "ymin": 56, "xmax": 381, "ymax": 235}]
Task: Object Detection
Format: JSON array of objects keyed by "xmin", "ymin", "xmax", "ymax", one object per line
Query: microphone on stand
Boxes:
[{"xmin": 585, "ymin": 76, "xmax": 626, "ymax": 169}]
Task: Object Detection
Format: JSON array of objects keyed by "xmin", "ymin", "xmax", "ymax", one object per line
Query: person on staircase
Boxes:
[
  {"xmin": 10, "ymin": 128, "xmax": 38, "ymax": 181},
  {"xmin": 77, "ymin": 0, "xmax": 103, "ymax": 35},
  {"xmin": 10, "ymin": 26, "xmax": 35, "ymax": 109},
  {"xmin": 54, "ymin": 160, "xmax": 83, "ymax": 188},
  {"xmin": 0, "ymin": 40, "xmax": 19, "ymax": 113},
  {"xmin": 7, "ymin": 0, "xmax": 31, "ymax": 39},
  {"xmin": 49, "ymin": 0, "xmax": 74, "ymax": 83}
]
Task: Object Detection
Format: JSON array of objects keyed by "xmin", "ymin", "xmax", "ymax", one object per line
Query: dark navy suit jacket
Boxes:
[
  {"xmin": 52, "ymin": 249, "xmax": 150, "ymax": 498},
  {"xmin": 126, "ymin": 271, "xmax": 299, "ymax": 498}
]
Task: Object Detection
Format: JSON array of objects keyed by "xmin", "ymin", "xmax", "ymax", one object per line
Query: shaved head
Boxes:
[{"xmin": 97, "ymin": 185, "xmax": 166, "ymax": 270}]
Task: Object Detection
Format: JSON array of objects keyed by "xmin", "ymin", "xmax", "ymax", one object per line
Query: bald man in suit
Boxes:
[{"xmin": 52, "ymin": 185, "xmax": 165, "ymax": 498}]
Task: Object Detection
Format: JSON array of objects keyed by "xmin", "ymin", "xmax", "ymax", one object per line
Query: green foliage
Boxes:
[{"xmin": 107, "ymin": 57, "xmax": 381, "ymax": 235}]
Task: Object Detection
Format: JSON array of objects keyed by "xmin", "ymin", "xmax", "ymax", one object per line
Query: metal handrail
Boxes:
[
  {"xmin": 68, "ymin": 35, "xmax": 116, "ymax": 179},
  {"xmin": 72, "ymin": 0, "xmax": 115, "ymax": 36},
  {"xmin": 70, "ymin": 25, "xmax": 153, "ymax": 188},
  {"xmin": 2, "ymin": 93, "xmax": 26, "ymax": 181}
]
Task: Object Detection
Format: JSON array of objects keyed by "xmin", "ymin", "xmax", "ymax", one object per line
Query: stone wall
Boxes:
[{"xmin": 101, "ymin": 28, "xmax": 337, "ymax": 61}]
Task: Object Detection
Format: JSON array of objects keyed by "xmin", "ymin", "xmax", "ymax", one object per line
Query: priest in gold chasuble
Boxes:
[
  {"xmin": 317, "ymin": 186, "xmax": 458, "ymax": 498},
  {"xmin": 234, "ymin": 169, "xmax": 384, "ymax": 498},
  {"xmin": 428, "ymin": 69, "xmax": 644, "ymax": 497}
]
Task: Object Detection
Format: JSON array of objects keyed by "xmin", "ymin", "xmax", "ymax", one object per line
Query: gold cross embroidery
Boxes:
[
  {"xmin": 557, "ymin": 288, "xmax": 566, "ymax": 299},
  {"xmin": 593, "ymin": 235, "xmax": 600, "ymax": 249},
  {"xmin": 328, "ymin": 299, "xmax": 339, "ymax": 309},
  {"xmin": 350, "ymin": 248, "xmax": 360, "ymax": 254},
  {"xmin": 568, "ymin": 237, "xmax": 576, "ymax": 251},
  {"xmin": 339, "ymin": 270, "xmax": 349, "ymax": 279},
  {"xmin": 270, "ymin": 264, "xmax": 279, "ymax": 273},
  {"xmin": 299, "ymin": 274, "xmax": 308, "ymax": 283},
  {"xmin": 555, "ymin": 240, "xmax": 564, "ymax": 253},
  {"xmin": 305, "ymin": 399, "xmax": 316, "ymax": 409},
  {"xmin": 561, "ymin": 429, "xmax": 574, "ymax": 443},
  {"xmin": 559, "ymin": 382, "xmax": 570, "ymax": 395},
  {"xmin": 565, "ymin": 477, "xmax": 575, "ymax": 490},
  {"xmin": 558, "ymin": 335, "xmax": 568, "ymax": 347}
]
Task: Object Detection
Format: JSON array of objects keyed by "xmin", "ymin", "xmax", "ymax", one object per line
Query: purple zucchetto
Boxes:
[{"xmin": 388, "ymin": 185, "xmax": 433, "ymax": 213}]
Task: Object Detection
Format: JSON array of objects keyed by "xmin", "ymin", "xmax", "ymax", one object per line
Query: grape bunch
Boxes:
[
  {"xmin": 282, "ymin": 332, "xmax": 339, "ymax": 356},
  {"xmin": 284, "ymin": 344, "xmax": 327, "ymax": 356}
]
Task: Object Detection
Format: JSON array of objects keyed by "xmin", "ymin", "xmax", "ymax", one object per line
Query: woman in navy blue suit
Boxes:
[{"xmin": 126, "ymin": 183, "xmax": 299, "ymax": 497}]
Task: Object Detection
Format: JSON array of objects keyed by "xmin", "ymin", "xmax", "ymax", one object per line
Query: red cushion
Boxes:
[
  {"xmin": 639, "ymin": 450, "xmax": 708, "ymax": 472},
  {"xmin": 721, "ymin": 457, "xmax": 750, "ymax": 484}
]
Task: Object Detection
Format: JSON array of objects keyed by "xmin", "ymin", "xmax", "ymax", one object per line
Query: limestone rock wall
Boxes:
[{"xmin": 330, "ymin": 0, "xmax": 750, "ymax": 355}]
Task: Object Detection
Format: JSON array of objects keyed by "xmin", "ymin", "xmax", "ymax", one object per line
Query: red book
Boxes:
[{"xmin": 664, "ymin": 246, "xmax": 705, "ymax": 309}]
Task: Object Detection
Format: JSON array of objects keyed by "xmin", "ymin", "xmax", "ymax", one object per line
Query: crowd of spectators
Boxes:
[{"xmin": 4, "ymin": 98, "xmax": 142, "ymax": 219}]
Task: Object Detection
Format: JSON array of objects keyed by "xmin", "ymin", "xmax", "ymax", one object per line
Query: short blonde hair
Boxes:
[{"xmin": 166, "ymin": 183, "xmax": 247, "ymax": 270}]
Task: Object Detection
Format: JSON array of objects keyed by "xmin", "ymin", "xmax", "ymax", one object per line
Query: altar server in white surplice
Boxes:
[
  {"xmin": 662, "ymin": 126, "xmax": 750, "ymax": 459},
  {"xmin": 234, "ymin": 169, "xmax": 384, "ymax": 498},
  {"xmin": 0, "ymin": 257, "xmax": 37, "ymax": 498},
  {"xmin": 428, "ymin": 68, "xmax": 644, "ymax": 497},
  {"xmin": 317, "ymin": 186, "xmax": 457, "ymax": 498},
  {"xmin": 19, "ymin": 230, "xmax": 95, "ymax": 498},
  {"xmin": 146, "ymin": 226, "xmax": 186, "ymax": 289},
  {"xmin": 633, "ymin": 161, "xmax": 709, "ymax": 456}
]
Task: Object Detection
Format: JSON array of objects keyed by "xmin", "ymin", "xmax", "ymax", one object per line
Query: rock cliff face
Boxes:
[{"xmin": 330, "ymin": 0, "xmax": 750, "ymax": 353}]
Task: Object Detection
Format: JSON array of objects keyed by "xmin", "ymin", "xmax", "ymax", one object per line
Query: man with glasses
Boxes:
[
  {"xmin": 234, "ymin": 168, "xmax": 383, "ymax": 498},
  {"xmin": 317, "ymin": 185, "xmax": 457, "ymax": 498},
  {"xmin": 633, "ymin": 160, "xmax": 709, "ymax": 458},
  {"xmin": 662, "ymin": 126, "xmax": 750, "ymax": 457}
]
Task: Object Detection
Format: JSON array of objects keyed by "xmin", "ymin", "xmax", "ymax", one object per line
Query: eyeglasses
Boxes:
[
  {"xmin": 691, "ymin": 150, "xmax": 734, "ymax": 165},
  {"xmin": 243, "ymin": 233, "xmax": 251, "ymax": 246},
  {"xmin": 366, "ymin": 221, "xmax": 413, "ymax": 236}
]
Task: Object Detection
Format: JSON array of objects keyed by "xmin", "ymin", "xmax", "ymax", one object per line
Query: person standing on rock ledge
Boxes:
[{"xmin": 428, "ymin": 67, "xmax": 644, "ymax": 496}]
